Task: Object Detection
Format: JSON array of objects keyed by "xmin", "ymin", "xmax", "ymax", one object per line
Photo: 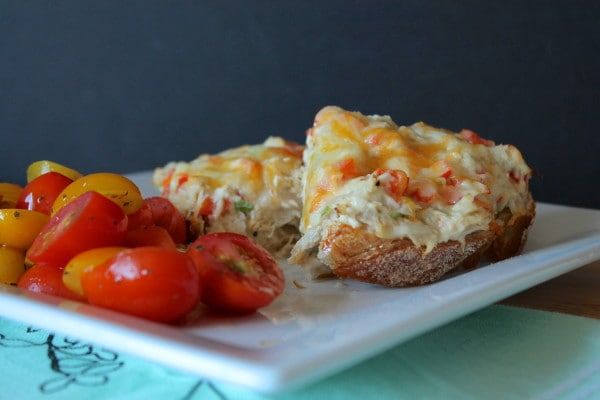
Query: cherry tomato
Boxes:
[
  {"xmin": 27, "ymin": 191, "xmax": 128, "ymax": 267},
  {"xmin": 16, "ymin": 172, "xmax": 73, "ymax": 215},
  {"xmin": 82, "ymin": 247, "xmax": 200, "ymax": 323},
  {"xmin": 52, "ymin": 173, "xmax": 143, "ymax": 215},
  {"xmin": 0, "ymin": 183, "xmax": 22, "ymax": 208},
  {"xmin": 143, "ymin": 197, "xmax": 187, "ymax": 244},
  {"xmin": 18, "ymin": 264, "xmax": 83, "ymax": 300},
  {"xmin": 127, "ymin": 202, "xmax": 153, "ymax": 230},
  {"xmin": 187, "ymin": 232, "xmax": 284, "ymax": 314},
  {"xmin": 124, "ymin": 226, "xmax": 176, "ymax": 249},
  {"xmin": 27, "ymin": 160, "xmax": 83, "ymax": 183},
  {"xmin": 374, "ymin": 169, "xmax": 409, "ymax": 202},
  {"xmin": 0, "ymin": 209, "xmax": 50, "ymax": 250},
  {"xmin": 0, "ymin": 246, "xmax": 26, "ymax": 285},
  {"xmin": 63, "ymin": 247, "xmax": 127, "ymax": 297}
]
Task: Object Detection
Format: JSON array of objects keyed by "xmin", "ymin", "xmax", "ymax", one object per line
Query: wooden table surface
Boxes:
[{"xmin": 502, "ymin": 259, "xmax": 600, "ymax": 319}]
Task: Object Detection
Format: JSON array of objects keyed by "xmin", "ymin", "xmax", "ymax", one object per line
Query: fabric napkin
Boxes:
[{"xmin": 0, "ymin": 305, "xmax": 598, "ymax": 400}]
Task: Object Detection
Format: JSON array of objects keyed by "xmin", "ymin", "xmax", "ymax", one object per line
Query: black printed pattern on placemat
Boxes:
[
  {"xmin": 0, "ymin": 325, "xmax": 231, "ymax": 399},
  {"xmin": 0, "ymin": 325, "xmax": 123, "ymax": 394},
  {"xmin": 181, "ymin": 379, "xmax": 228, "ymax": 400}
]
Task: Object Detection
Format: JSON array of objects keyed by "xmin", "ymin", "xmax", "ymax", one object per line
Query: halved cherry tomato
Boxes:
[
  {"xmin": 124, "ymin": 226, "xmax": 176, "ymax": 249},
  {"xmin": 82, "ymin": 247, "xmax": 200, "ymax": 323},
  {"xmin": 374, "ymin": 169, "xmax": 409, "ymax": 202},
  {"xmin": 0, "ymin": 183, "xmax": 22, "ymax": 208},
  {"xmin": 27, "ymin": 191, "xmax": 128, "ymax": 267},
  {"xmin": 459, "ymin": 129, "xmax": 495, "ymax": 147},
  {"xmin": 18, "ymin": 264, "xmax": 84, "ymax": 301},
  {"xmin": 27, "ymin": 160, "xmax": 83, "ymax": 183},
  {"xmin": 143, "ymin": 197, "xmax": 187, "ymax": 244},
  {"xmin": 0, "ymin": 246, "xmax": 26, "ymax": 285},
  {"xmin": 63, "ymin": 247, "xmax": 127, "ymax": 297},
  {"xmin": 52, "ymin": 173, "xmax": 143, "ymax": 215},
  {"xmin": 16, "ymin": 172, "xmax": 73, "ymax": 215},
  {"xmin": 0, "ymin": 209, "xmax": 49, "ymax": 250},
  {"xmin": 187, "ymin": 233, "xmax": 284, "ymax": 314}
]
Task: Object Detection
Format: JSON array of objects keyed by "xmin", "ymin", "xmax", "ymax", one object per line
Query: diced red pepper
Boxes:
[
  {"xmin": 459, "ymin": 129, "xmax": 495, "ymax": 147},
  {"xmin": 198, "ymin": 197, "xmax": 214, "ymax": 217},
  {"xmin": 338, "ymin": 158, "xmax": 359, "ymax": 181},
  {"xmin": 375, "ymin": 169, "xmax": 409, "ymax": 202}
]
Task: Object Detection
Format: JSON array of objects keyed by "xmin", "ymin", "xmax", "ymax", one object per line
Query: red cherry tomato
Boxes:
[
  {"xmin": 81, "ymin": 247, "xmax": 200, "ymax": 323},
  {"xmin": 18, "ymin": 264, "xmax": 84, "ymax": 301},
  {"xmin": 27, "ymin": 191, "xmax": 128, "ymax": 267},
  {"xmin": 16, "ymin": 172, "xmax": 73, "ymax": 215},
  {"xmin": 187, "ymin": 232, "xmax": 284, "ymax": 314},
  {"xmin": 142, "ymin": 197, "xmax": 187, "ymax": 244},
  {"xmin": 124, "ymin": 226, "xmax": 176, "ymax": 249},
  {"xmin": 127, "ymin": 202, "xmax": 153, "ymax": 230}
]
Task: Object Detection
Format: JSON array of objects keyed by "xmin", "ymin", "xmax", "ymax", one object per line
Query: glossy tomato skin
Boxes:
[
  {"xmin": 26, "ymin": 160, "xmax": 82, "ymax": 183},
  {"xmin": 18, "ymin": 264, "xmax": 84, "ymax": 301},
  {"xmin": 27, "ymin": 191, "xmax": 128, "ymax": 267},
  {"xmin": 143, "ymin": 197, "xmax": 187, "ymax": 244},
  {"xmin": 81, "ymin": 247, "xmax": 200, "ymax": 323},
  {"xmin": 62, "ymin": 246, "xmax": 127, "ymax": 297},
  {"xmin": 0, "ymin": 183, "xmax": 23, "ymax": 208},
  {"xmin": 0, "ymin": 209, "xmax": 49, "ymax": 250},
  {"xmin": 52, "ymin": 173, "xmax": 143, "ymax": 215},
  {"xmin": 187, "ymin": 233, "xmax": 284, "ymax": 314},
  {"xmin": 17, "ymin": 172, "xmax": 73, "ymax": 215},
  {"xmin": 124, "ymin": 226, "xmax": 176, "ymax": 249}
]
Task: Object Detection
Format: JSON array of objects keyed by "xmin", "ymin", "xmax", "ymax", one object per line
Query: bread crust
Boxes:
[{"xmin": 318, "ymin": 206, "xmax": 535, "ymax": 287}]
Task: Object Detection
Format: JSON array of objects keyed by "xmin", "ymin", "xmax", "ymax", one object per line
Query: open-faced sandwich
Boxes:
[
  {"xmin": 290, "ymin": 106, "xmax": 535, "ymax": 286},
  {"xmin": 154, "ymin": 106, "xmax": 535, "ymax": 287},
  {"xmin": 154, "ymin": 137, "xmax": 304, "ymax": 256}
]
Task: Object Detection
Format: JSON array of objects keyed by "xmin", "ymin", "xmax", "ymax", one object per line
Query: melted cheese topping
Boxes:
[
  {"xmin": 296, "ymin": 106, "xmax": 533, "ymax": 256},
  {"xmin": 153, "ymin": 137, "xmax": 304, "ymax": 254}
]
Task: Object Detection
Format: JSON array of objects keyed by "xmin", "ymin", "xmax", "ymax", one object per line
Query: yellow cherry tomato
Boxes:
[
  {"xmin": 27, "ymin": 160, "xmax": 83, "ymax": 183},
  {"xmin": 63, "ymin": 246, "xmax": 126, "ymax": 297},
  {"xmin": 0, "ymin": 246, "xmax": 25, "ymax": 285},
  {"xmin": 52, "ymin": 173, "xmax": 143, "ymax": 215},
  {"xmin": 0, "ymin": 183, "xmax": 23, "ymax": 208},
  {"xmin": 0, "ymin": 209, "xmax": 49, "ymax": 250}
]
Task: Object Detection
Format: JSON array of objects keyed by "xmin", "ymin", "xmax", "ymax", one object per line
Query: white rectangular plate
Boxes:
[{"xmin": 1, "ymin": 171, "xmax": 600, "ymax": 393}]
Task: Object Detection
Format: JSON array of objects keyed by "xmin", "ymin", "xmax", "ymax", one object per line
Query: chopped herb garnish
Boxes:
[
  {"xmin": 390, "ymin": 211, "xmax": 407, "ymax": 220},
  {"xmin": 234, "ymin": 200, "xmax": 254, "ymax": 214},
  {"xmin": 321, "ymin": 206, "xmax": 332, "ymax": 217}
]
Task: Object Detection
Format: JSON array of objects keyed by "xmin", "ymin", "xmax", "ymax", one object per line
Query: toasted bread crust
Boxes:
[{"xmin": 319, "ymin": 207, "xmax": 535, "ymax": 287}]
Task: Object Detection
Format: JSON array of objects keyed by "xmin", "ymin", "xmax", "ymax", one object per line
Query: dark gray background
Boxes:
[{"xmin": 1, "ymin": 1, "xmax": 598, "ymax": 208}]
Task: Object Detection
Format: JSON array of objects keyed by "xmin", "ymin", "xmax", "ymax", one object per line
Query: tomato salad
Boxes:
[{"xmin": 0, "ymin": 161, "xmax": 285, "ymax": 323}]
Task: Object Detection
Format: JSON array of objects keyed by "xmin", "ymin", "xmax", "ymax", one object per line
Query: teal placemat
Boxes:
[{"xmin": 1, "ymin": 305, "xmax": 599, "ymax": 399}]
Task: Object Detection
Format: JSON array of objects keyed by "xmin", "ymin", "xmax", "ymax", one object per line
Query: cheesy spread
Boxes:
[
  {"xmin": 292, "ymin": 106, "xmax": 533, "ymax": 260},
  {"xmin": 153, "ymin": 137, "xmax": 304, "ymax": 254}
]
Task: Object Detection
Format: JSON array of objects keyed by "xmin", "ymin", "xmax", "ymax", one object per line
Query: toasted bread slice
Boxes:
[
  {"xmin": 290, "ymin": 106, "xmax": 534, "ymax": 286},
  {"xmin": 318, "ymin": 207, "xmax": 534, "ymax": 287}
]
